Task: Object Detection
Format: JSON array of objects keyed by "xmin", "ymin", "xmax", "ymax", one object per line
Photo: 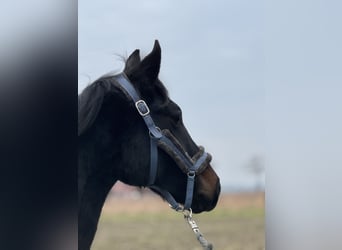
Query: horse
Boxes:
[{"xmin": 78, "ymin": 40, "xmax": 221, "ymax": 250}]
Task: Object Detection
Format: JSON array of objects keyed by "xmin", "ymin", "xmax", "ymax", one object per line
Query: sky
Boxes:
[{"xmin": 78, "ymin": 0, "xmax": 265, "ymax": 190}]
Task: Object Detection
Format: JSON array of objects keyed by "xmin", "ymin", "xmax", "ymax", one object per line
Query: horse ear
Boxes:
[
  {"xmin": 124, "ymin": 49, "xmax": 141, "ymax": 73},
  {"xmin": 140, "ymin": 40, "xmax": 161, "ymax": 82}
]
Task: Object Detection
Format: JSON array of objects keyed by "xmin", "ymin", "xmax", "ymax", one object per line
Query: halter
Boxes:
[{"xmin": 114, "ymin": 73, "xmax": 212, "ymax": 211}]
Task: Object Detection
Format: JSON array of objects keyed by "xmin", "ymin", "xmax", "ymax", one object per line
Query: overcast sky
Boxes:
[
  {"xmin": 79, "ymin": 0, "xmax": 341, "ymax": 193},
  {"xmin": 79, "ymin": 0, "xmax": 265, "ymax": 190}
]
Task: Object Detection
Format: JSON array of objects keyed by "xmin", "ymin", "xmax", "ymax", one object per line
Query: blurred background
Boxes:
[
  {"xmin": 79, "ymin": 1, "xmax": 265, "ymax": 249},
  {"xmin": 1, "ymin": 0, "xmax": 340, "ymax": 249}
]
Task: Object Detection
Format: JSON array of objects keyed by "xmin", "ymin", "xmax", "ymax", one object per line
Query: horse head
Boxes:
[{"xmin": 118, "ymin": 41, "xmax": 221, "ymax": 213}]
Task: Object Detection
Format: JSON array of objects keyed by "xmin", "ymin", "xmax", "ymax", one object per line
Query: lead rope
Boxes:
[{"xmin": 181, "ymin": 209, "xmax": 213, "ymax": 250}]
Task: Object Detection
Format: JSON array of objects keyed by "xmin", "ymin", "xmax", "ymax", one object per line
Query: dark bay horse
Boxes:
[{"xmin": 78, "ymin": 41, "xmax": 220, "ymax": 250}]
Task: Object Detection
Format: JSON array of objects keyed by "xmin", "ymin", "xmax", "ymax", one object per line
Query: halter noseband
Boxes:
[{"xmin": 114, "ymin": 73, "xmax": 211, "ymax": 211}]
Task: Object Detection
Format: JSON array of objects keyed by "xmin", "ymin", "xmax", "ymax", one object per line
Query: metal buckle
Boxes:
[{"xmin": 135, "ymin": 100, "xmax": 150, "ymax": 116}]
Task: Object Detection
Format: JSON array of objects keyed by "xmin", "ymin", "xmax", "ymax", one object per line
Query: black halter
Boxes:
[{"xmin": 114, "ymin": 73, "xmax": 211, "ymax": 211}]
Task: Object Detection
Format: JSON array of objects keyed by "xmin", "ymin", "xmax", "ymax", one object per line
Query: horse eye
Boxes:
[
  {"xmin": 168, "ymin": 101, "xmax": 182, "ymax": 124},
  {"xmin": 174, "ymin": 110, "xmax": 182, "ymax": 124}
]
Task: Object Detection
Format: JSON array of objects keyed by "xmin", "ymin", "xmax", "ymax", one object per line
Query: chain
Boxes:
[{"xmin": 182, "ymin": 209, "xmax": 213, "ymax": 250}]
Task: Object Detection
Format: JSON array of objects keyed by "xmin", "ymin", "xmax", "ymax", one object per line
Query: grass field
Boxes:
[{"xmin": 92, "ymin": 192, "xmax": 264, "ymax": 250}]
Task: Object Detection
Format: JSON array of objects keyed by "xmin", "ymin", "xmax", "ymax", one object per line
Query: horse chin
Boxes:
[
  {"xmin": 191, "ymin": 191, "xmax": 220, "ymax": 214},
  {"xmin": 191, "ymin": 199, "xmax": 217, "ymax": 214}
]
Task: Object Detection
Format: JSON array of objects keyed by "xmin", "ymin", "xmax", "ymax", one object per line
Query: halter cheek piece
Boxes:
[{"xmin": 114, "ymin": 73, "xmax": 211, "ymax": 211}]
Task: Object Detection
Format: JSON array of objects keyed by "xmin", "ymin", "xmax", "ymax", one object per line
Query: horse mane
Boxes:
[
  {"xmin": 78, "ymin": 79, "xmax": 109, "ymax": 136},
  {"xmin": 78, "ymin": 51, "xmax": 169, "ymax": 137}
]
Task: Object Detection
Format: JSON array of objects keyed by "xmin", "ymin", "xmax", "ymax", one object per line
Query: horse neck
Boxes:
[
  {"xmin": 78, "ymin": 131, "xmax": 119, "ymax": 250},
  {"xmin": 78, "ymin": 100, "xmax": 139, "ymax": 250},
  {"xmin": 78, "ymin": 171, "xmax": 115, "ymax": 250}
]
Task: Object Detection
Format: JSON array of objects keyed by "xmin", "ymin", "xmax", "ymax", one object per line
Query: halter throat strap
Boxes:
[
  {"xmin": 113, "ymin": 73, "xmax": 209, "ymax": 210},
  {"xmin": 114, "ymin": 73, "xmax": 161, "ymax": 185}
]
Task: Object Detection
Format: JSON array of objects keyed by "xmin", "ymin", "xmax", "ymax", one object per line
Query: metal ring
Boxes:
[
  {"xmin": 187, "ymin": 171, "xmax": 196, "ymax": 178},
  {"xmin": 149, "ymin": 126, "xmax": 161, "ymax": 138},
  {"xmin": 182, "ymin": 208, "xmax": 193, "ymax": 217}
]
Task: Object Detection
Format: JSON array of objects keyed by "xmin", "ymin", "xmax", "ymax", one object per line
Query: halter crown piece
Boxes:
[{"xmin": 114, "ymin": 73, "xmax": 211, "ymax": 211}]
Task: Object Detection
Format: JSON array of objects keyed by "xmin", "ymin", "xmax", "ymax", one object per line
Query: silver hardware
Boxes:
[
  {"xmin": 187, "ymin": 171, "xmax": 196, "ymax": 178},
  {"xmin": 149, "ymin": 126, "xmax": 161, "ymax": 138},
  {"xmin": 135, "ymin": 100, "xmax": 150, "ymax": 116},
  {"xmin": 182, "ymin": 208, "xmax": 213, "ymax": 250},
  {"xmin": 182, "ymin": 208, "xmax": 192, "ymax": 217}
]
